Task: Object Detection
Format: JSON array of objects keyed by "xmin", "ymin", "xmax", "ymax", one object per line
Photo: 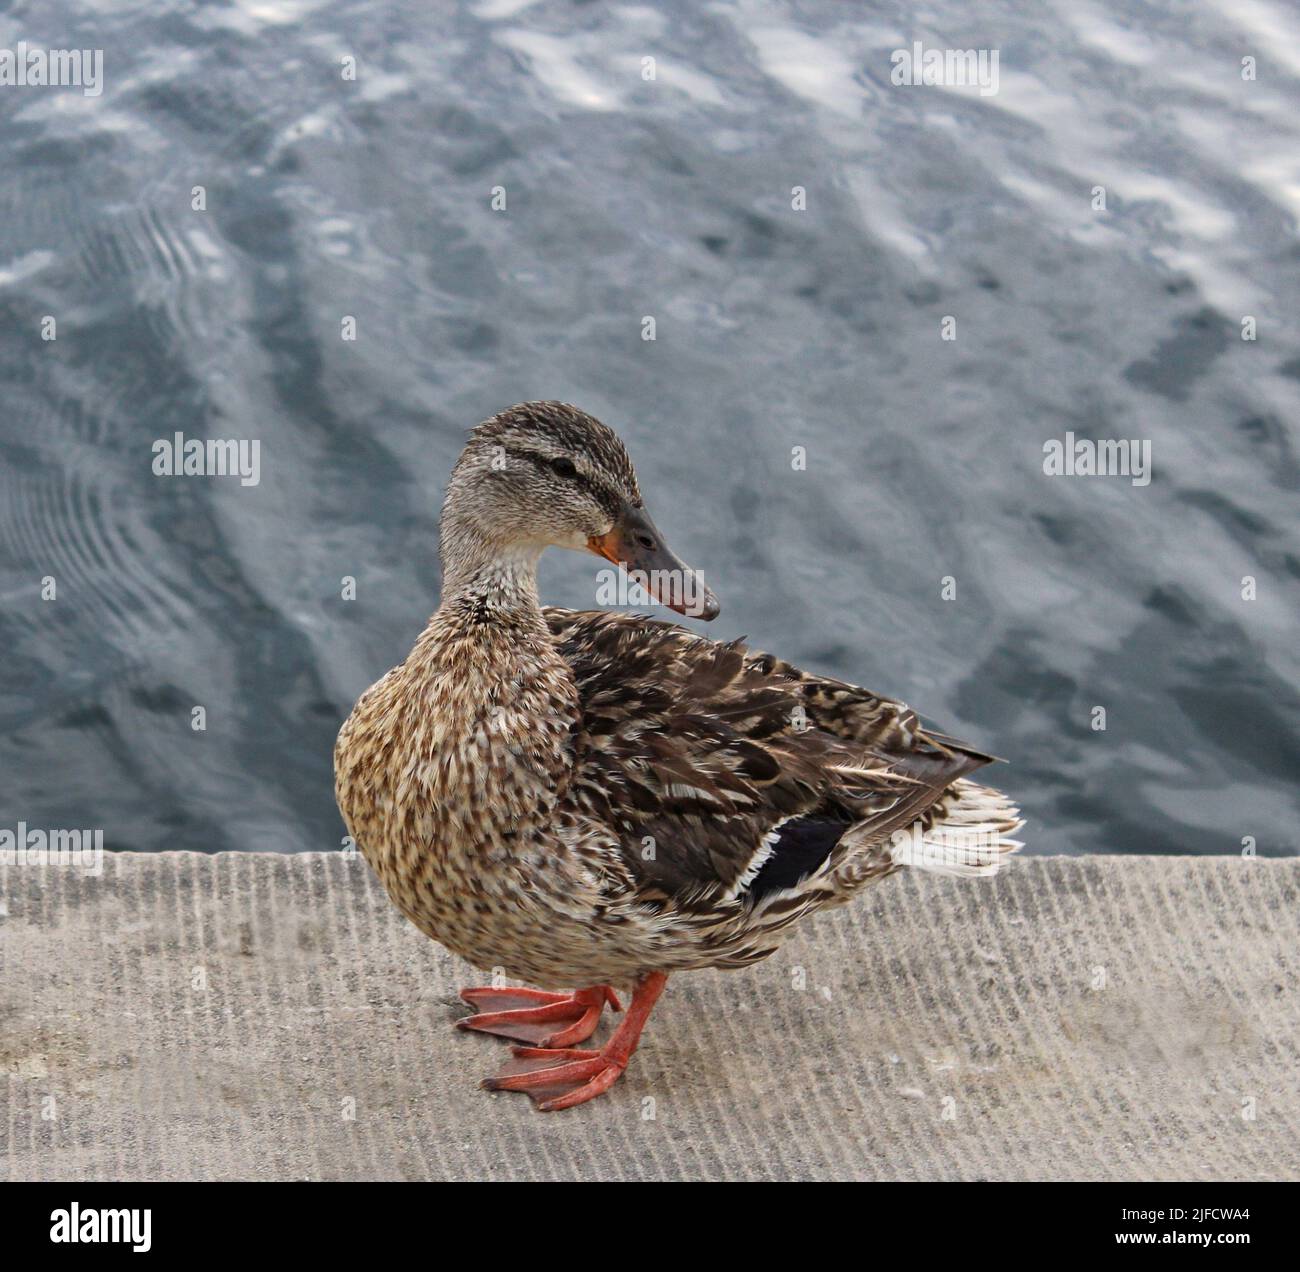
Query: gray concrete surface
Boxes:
[{"xmin": 1, "ymin": 851, "xmax": 1297, "ymax": 1181}]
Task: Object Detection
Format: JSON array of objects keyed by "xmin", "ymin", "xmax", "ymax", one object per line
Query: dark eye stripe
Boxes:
[{"xmin": 508, "ymin": 448, "xmax": 623, "ymax": 519}]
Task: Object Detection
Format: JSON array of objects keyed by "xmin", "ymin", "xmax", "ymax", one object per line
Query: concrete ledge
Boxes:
[{"xmin": 2, "ymin": 852, "xmax": 1297, "ymax": 1181}]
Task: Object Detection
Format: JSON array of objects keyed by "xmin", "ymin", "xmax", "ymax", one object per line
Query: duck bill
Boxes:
[{"xmin": 587, "ymin": 503, "xmax": 720, "ymax": 621}]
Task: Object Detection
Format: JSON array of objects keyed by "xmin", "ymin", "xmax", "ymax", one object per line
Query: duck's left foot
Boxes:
[
  {"xmin": 479, "ymin": 971, "xmax": 668, "ymax": 1112},
  {"xmin": 483, "ymin": 1045, "xmax": 627, "ymax": 1111},
  {"xmin": 456, "ymin": 984, "xmax": 621, "ymax": 1047}
]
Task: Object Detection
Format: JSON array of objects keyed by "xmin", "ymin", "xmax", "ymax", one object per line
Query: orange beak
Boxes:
[{"xmin": 587, "ymin": 502, "xmax": 719, "ymax": 621}]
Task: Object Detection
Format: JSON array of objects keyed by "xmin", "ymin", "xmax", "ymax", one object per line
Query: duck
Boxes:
[{"xmin": 334, "ymin": 401, "xmax": 1023, "ymax": 1111}]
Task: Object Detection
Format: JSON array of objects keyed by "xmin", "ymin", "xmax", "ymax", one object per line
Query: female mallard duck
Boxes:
[{"xmin": 335, "ymin": 402, "xmax": 1023, "ymax": 1111}]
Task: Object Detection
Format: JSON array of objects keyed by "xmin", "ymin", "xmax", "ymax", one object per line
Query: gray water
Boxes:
[{"xmin": 1, "ymin": 0, "xmax": 1296, "ymax": 857}]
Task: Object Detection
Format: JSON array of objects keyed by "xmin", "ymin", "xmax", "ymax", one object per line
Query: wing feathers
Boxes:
[{"xmin": 544, "ymin": 609, "xmax": 1014, "ymax": 907}]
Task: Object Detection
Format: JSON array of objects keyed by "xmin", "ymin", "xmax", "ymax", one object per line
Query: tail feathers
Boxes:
[{"xmin": 888, "ymin": 779, "xmax": 1024, "ymax": 878}]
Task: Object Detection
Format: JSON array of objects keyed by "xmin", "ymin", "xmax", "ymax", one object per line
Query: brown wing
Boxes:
[{"xmin": 545, "ymin": 610, "xmax": 993, "ymax": 907}]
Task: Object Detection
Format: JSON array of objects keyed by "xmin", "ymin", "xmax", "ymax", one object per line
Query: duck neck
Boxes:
[
  {"xmin": 409, "ymin": 511, "xmax": 579, "ymax": 831},
  {"xmin": 438, "ymin": 518, "xmax": 548, "ymax": 632}
]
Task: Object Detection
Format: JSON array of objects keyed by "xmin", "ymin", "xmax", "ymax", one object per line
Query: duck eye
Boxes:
[{"xmin": 549, "ymin": 457, "xmax": 578, "ymax": 479}]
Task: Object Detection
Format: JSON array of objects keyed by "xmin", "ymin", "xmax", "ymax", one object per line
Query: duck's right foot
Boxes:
[
  {"xmin": 480, "ymin": 971, "xmax": 669, "ymax": 1112},
  {"xmin": 455, "ymin": 984, "xmax": 622, "ymax": 1047}
]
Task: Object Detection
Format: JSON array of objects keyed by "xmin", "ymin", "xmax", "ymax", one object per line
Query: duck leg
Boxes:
[
  {"xmin": 482, "ymin": 972, "xmax": 667, "ymax": 1111},
  {"xmin": 456, "ymin": 984, "xmax": 622, "ymax": 1047}
]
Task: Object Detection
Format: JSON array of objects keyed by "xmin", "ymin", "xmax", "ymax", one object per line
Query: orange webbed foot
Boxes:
[
  {"xmin": 483, "ymin": 1044, "xmax": 628, "ymax": 1111},
  {"xmin": 456, "ymin": 984, "xmax": 621, "ymax": 1047},
  {"xmin": 476, "ymin": 971, "xmax": 669, "ymax": 1112}
]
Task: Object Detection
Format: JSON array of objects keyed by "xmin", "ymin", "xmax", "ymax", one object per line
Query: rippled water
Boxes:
[{"xmin": 1, "ymin": 0, "xmax": 1297, "ymax": 856}]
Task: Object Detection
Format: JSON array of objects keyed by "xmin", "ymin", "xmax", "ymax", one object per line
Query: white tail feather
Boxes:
[{"xmin": 889, "ymin": 779, "xmax": 1024, "ymax": 878}]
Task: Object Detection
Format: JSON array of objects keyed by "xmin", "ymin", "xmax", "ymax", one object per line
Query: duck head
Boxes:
[{"xmin": 441, "ymin": 401, "xmax": 719, "ymax": 620}]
